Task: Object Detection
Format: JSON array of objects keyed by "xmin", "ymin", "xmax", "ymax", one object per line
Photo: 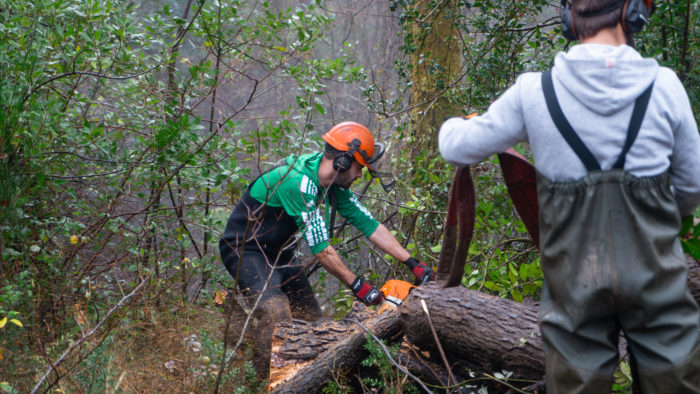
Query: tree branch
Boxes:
[{"xmin": 30, "ymin": 278, "xmax": 148, "ymax": 394}]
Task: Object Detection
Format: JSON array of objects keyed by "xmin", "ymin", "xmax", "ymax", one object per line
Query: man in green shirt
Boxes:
[{"xmin": 219, "ymin": 121, "xmax": 434, "ymax": 377}]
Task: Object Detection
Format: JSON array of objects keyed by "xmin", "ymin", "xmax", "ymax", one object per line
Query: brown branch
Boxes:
[
  {"xmin": 356, "ymin": 192, "xmax": 447, "ymax": 215},
  {"xmin": 679, "ymin": 0, "xmax": 690, "ymax": 81},
  {"xmin": 347, "ymin": 318, "xmax": 433, "ymax": 394},
  {"xmin": 214, "ymin": 245, "xmax": 283, "ymax": 393},
  {"xmin": 420, "ymin": 299, "xmax": 454, "ymax": 390},
  {"xmin": 166, "ymin": 181, "xmax": 203, "ymax": 259},
  {"xmin": 30, "ymin": 278, "xmax": 148, "ymax": 394}
]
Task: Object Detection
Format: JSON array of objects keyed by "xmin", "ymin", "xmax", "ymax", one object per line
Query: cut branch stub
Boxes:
[
  {"xmin": 437, "ymin": 166, "xmax": 475, "ymax": 287},
  {"xmin": 498, "ymin": 148, "xmax": 540, "ymax": 248}
]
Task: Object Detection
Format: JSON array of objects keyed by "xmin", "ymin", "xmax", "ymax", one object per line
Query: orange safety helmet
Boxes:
[{"xmin": 322, "ymin": 122, "xmax": 383, "ymax": 171}]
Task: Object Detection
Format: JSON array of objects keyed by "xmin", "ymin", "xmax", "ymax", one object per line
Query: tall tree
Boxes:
[{"xmin": 405, "ymin": 0, "xmax": 463, "ymax": 158}]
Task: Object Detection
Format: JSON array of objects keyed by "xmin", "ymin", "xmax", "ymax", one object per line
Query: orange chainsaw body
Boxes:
[{"xmin": 379, "ymin": 279, "xmax": 415, "ymax": 307}]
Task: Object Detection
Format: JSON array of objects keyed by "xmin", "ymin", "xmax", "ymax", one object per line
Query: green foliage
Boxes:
[
  {"xmin": 636, "ymin": 0, "xmax": 699, "ymax": 122},
  {"xmin": 366, "ymin": 0, "xmax": 699, "ymax": 303},
  {"xmin": 462, "ymin": 157, "xmax": 541, "ymax": 300},
  {"xmin": 0, "ymin": 381, "xmax": 19, "ymax": 394},
  {"xmin": 185, "ymin": 331, "xmax": 265, "ymax": 392},
  {"xmin": 0, "ymin": 0, "xmax": 364, "ymax": 389},
  {"xmin": 72, "ymin": 336, "xmax": 118, "ymax": 392},
  {"xmin": 1, "ymin": 0, "xmax": 697, "ymax": 389},
  {"xmin": 362, "ymin": 0, "xmax": 561, "ymax": 301},
  {"xmin": 680, "ymin": 214, "xmax": 700, "ymax": 259},
  {"xmin": 356, "ymin": 335, "xmax": 418, "ymax": 393},
  {"xmin": 612, "ymin": 360, "xmax": 633, "ymax": 393},
  {"xmin": 322, "ymin": 380, "xmax": 352, "ymax": 394}
]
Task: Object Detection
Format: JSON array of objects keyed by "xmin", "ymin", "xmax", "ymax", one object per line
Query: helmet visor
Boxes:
[{"xmin": 366, "ymin": 142, "xmax": 396, "ymax": 193}]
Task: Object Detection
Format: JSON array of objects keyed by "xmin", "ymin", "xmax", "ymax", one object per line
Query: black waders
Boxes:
[{"xmin": 538, "ymin": 70, "xmax": 700, "ymax": 393}]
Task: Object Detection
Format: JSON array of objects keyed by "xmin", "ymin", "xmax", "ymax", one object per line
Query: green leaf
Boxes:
[
  {"xmin": 680, "ymin": 215, "xmax": 693, "ymax": 236},
  {"xmin": 511, "ymin": 289, "xmax": 523, "ymax": 302},
  {"xmin": 614, "ymin": 360, "xmax": 632, "ymax": 387},
  {"xmin": 519, "ymin": 263, "xmax": 528, "ymax": 281},
  {"xmin": 681, "ymin": 238, "xmax": 700, "ymax": 259},
  {"xmin": 508, "ymin": 268, "xmax": 517, "ymax": 284},
  {"xmin": 509, "ymin": 264, "xmax": 518, "ymax": 279},
  {"xmin": 1, "ymin": 248, "xmax": 21, "ymax": 259}
]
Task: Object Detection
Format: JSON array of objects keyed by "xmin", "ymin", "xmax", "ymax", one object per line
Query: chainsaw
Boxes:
[{"xmin": 378, "ymin": 279, "xmax": 415, "ymax": 308}]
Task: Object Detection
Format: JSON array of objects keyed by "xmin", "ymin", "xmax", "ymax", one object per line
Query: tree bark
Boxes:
[
  {"xmin": 407, "ymin": 0, "xmax": 463, "ymax": 154},
  {"xmin": 401, "ymin": 282, "xmax": 545, "ymax": 380},
  {"xmin": 268, "ymin": 303, "xmax": 402, "ymax": 393}
]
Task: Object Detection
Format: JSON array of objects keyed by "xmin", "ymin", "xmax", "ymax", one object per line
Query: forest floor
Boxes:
[{"xmin": 3, "ymin": 299, "xmax": 268, "ymax": 393}]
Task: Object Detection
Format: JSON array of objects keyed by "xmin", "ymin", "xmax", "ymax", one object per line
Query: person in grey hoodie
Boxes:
[{"xmin": 439, "ymin": 0, "xmax": 700, "ymax": 392}]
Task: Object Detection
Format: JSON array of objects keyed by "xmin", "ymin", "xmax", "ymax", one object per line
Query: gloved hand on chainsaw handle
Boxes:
[
  {"xmin": 350, "ymin": 277, "xmax": 384, "ymax": 306},
  {"xmin": 403, "ymin": 257, "xmax": 435, "ymax": 285}
]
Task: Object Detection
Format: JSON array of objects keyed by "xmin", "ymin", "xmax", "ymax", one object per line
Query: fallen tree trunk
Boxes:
[
  {"xmin": 401, "ymin": 282, "xmax": 544, "ymax": 380},
  {"xmin": 268, "ymin": 303, "xmax": 402, "ymax": 393},
  {"xmin": 268, "ymin": 255, "xmax": 700, "ymax": 392},
  {"xmin": 401, "ymin": 256, "xmax": 700, "ymax": 381}
]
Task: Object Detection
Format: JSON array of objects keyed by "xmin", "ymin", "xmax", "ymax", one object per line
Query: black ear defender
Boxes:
[
  {"xmin": 559, "ymin": 0, "xmax": 653, "ymax": 41},
  {"xmin": 622, "ymin": 0, "xmax": 653, "ymax": 33},
  {"xmin": 560, "ymin": 0, "xmax": 577, "ymax": 41},
  {"xmin": 332, "ymin": 138, "xmax": 362, "ymax": 172}
]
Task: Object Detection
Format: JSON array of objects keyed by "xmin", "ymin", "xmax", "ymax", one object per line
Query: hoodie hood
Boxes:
[{"xmin": 553, "ymin": 44, "xmax": 658, "ymax": 115}]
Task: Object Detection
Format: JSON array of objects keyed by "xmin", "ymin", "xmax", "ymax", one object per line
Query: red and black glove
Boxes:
[
  {"xmin": 350, "ymin": 277, "xmax": 384, "ymax": 306},
  {"xmin": 403, "ymin": 257, "xmax": 435, "ymax": 285}
]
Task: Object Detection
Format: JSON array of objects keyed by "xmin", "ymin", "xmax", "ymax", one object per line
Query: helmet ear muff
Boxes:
[
  {"xmin": 622, "ymin": 0, "xmax": 653, "ymax": 33},
  {"xmin": 333, "ymin": 138, "xmax": 361, "ymax": 172},
  {"xmin": 560, "ymin": 0, "xmax": 653, "ymax": 40},
  {"xmin": 560, "ymin": 0, "xmax": 577, "ymax": 41}
]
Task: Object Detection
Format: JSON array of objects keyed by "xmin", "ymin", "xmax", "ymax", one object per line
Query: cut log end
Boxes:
[{"xmin": 268, "ymin": 302, "xmax": 402, "ymax": 392}]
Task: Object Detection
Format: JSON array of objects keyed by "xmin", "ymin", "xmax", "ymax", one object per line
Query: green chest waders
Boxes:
[{"xmin": 538, "ymin": 70, "xmax": 700, "ymax": 393}]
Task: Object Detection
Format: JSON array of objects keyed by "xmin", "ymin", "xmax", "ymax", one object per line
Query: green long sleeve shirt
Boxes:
[{"xmin": 249, "ymin": 152, "xmax": 379, "ymax": 254}]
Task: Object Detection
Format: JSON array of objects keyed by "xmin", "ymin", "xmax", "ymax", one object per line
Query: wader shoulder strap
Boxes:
[
  {"xmin": 542, "ymin": 70, "xmax": 601, "ymax": 172},
  {"xmin": 612, "ymin": 82, "xmax": 654, "ymax": 169},
  {"xmin": 542, "ymin": 70, "xmax": 655, "ymax": 172}
]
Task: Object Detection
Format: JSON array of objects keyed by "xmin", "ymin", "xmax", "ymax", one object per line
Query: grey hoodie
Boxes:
[{"xmin": 439, "ymin": 44, "xmax": 700, "ymax": 216}]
